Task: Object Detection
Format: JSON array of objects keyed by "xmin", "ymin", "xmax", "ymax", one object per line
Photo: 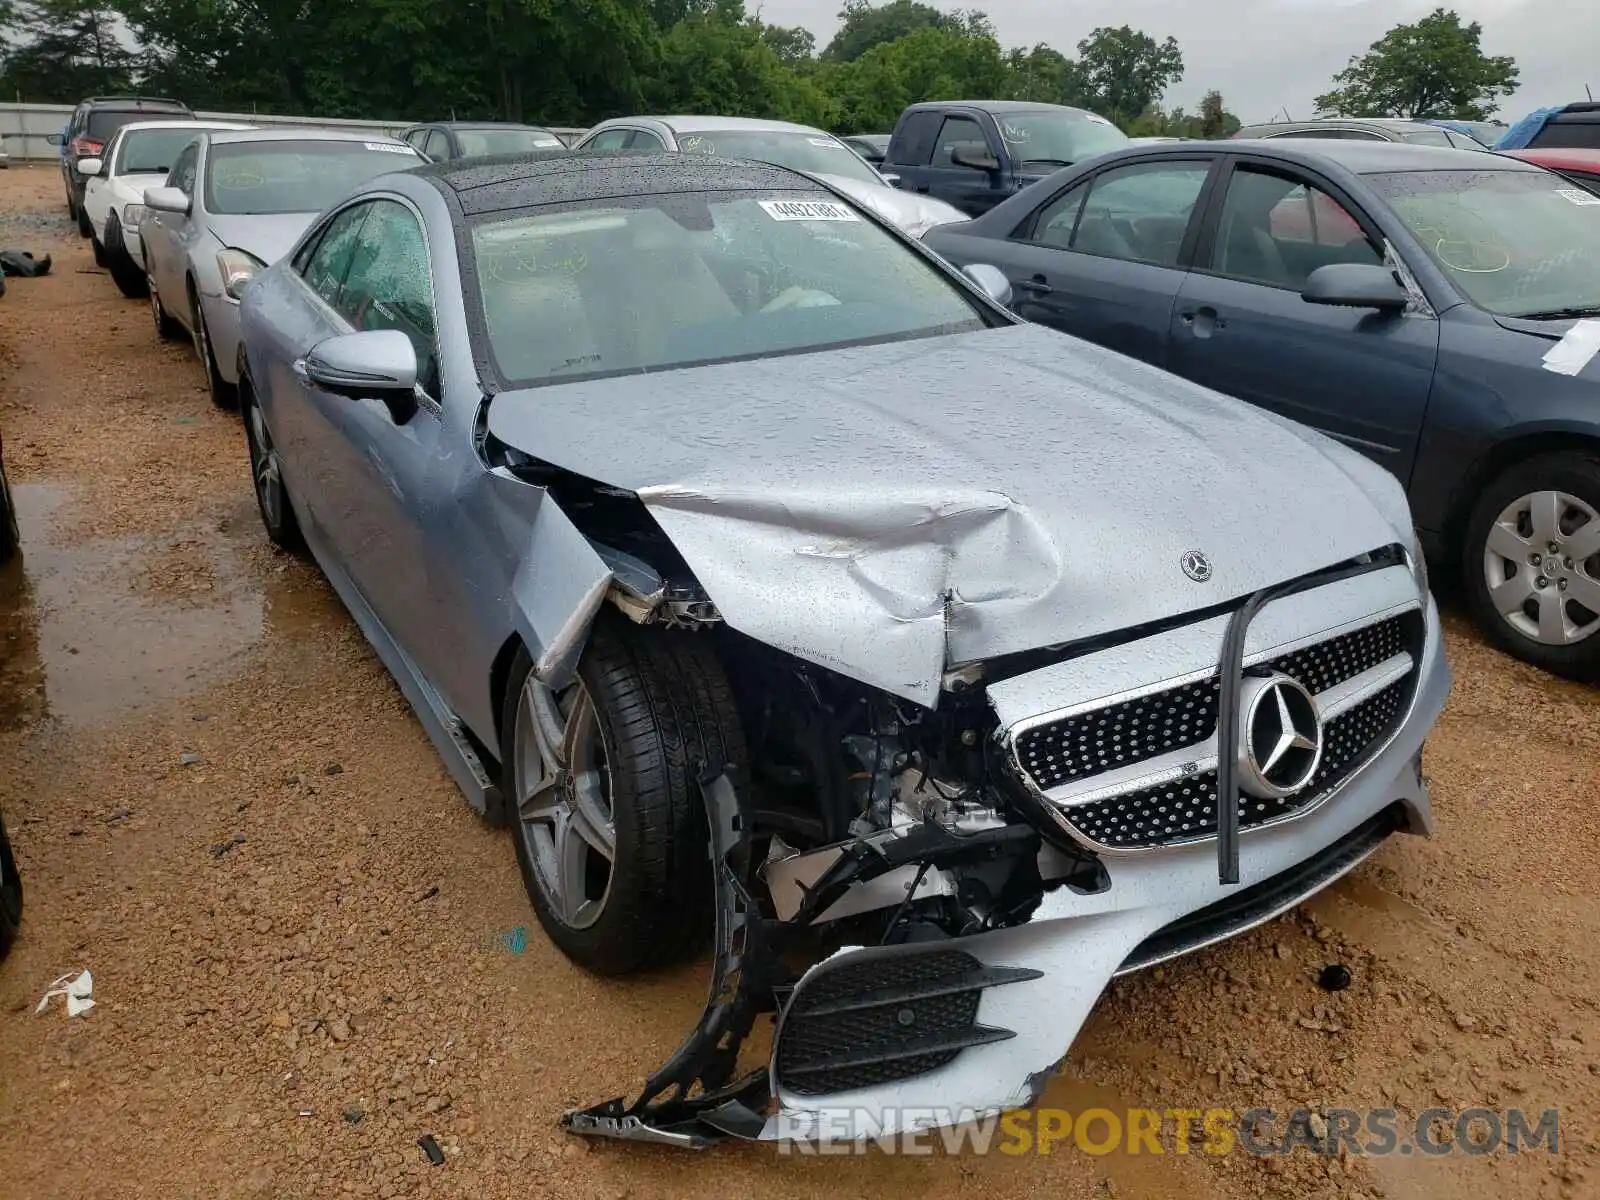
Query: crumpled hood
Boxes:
[
  {"xmin": 816, "ymin": 173, "xmax": 968, "ymax": 234},
  {"xmin": 486, "ymin": 323, "xmax": 1408, "ymax": 705},
  {"xmin": 205, "ymin": 211, "xmax": 320, "ymax": 267}
]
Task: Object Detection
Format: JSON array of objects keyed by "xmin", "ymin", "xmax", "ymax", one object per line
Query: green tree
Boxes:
[
  {"xmin": 1313, "ymin": 8, "xmax": 1518, "ymax": 119},
  {"xmin": 1005, "ymin": 44, "xmax": 1091, "ymax": 108},
  {"xmin": 1198, "ymin": 89, "xmax": 1239, "ymax": 138},
  {"xmin": 821, "ymin": 0, "xmax": 951, "ymax": 62},
  {"xmin": 649, "ymin": 0, "xmax": 830, "ymax": 125},
  {"xmin": 761, "ymin": 23, "xmax": 816, "ymax": 65},
  {"xmin": 825, "ymin": 21, "xmax": 1009, "ymax": 132},
  {"xmin": 1075, "ymin": 25, "xmax": 1184, "ymax": 127},
  {"xmin": 0, "ymin": 1, "xmax": 136, "ymax": 102}
]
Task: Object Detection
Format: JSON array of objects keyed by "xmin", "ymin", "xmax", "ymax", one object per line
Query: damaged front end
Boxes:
[{"xmin": 558, "ymin": 543, "xmax": 1449, "ymax": 1150}]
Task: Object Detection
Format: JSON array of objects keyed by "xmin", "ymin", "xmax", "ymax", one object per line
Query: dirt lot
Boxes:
[{"xmin": 0, "ymin": 161, "xmax": 1595, "ymax": 1200}]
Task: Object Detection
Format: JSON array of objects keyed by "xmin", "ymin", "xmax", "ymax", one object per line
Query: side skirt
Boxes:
[{"xmin": 298, "ymin": 510, "xmax": 504, "ymax": 821}]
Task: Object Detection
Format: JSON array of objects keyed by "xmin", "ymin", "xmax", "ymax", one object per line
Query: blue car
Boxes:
[{"xmin": 925, "ymin": 138, "xmax": 1600, "ymax": 680}]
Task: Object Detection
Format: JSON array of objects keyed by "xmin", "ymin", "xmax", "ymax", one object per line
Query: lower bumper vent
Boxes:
[{"xmin": 774, "ymin": 949, "xmax": 1041, "ymax": 1097}]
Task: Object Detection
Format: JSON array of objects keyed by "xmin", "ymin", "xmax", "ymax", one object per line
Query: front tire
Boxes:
[
  {"xmin": 190, "ymin": 285, "xmax": 237, "ymax": 410},
  {"xmin": 1463, "ymin": 451, "xmax": 1600, "ymax": 681},
  {"xmin": 241, "ymin": 379, "xmax": 305, "ymax": 555},
  {"xmin": 90, "ymin": 234, "xmax": 107, "ymax": 268},
  {"xmin": 504, "ymin": 618, "xmax": 747, "ymax": 976},
  {"xmin": 76, "ymin": 204, "xmax": 93, "ymax": 238},
  {"xmin": 105, "ymin": 216, "xmax": 147, "ymax": 298},
  {"xmin": 149, "ymin": 272, "xmax": 181, "ymax": 340},
  {"xmin": 0, "ymin": 807, "xmax": 22, "ymax": 960}
]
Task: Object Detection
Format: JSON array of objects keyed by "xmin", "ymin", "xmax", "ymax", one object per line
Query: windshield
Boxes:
[
  {"xmin": 1371, "ymin": 168, "xmax": 1600, "ymax": 318},
  {"xmin": 456, "ymin": 128, "xmax": 563, "ymax": 157},
  {"xmin": 115, "ymin": 127, "xmax": 205, "ymax": 176},
  {"xmin": 204, "ymin": 140, "xmax": 421, "ymax": 214},
  {"xmin": 995, "ymin": 109, "xmax": 1129, "ymax": 168},
  {"xmin": 469, "ymin": 191, "xmax": 987, "ymax": 387},
  {"xmin": 676, "ymin": 130, "xmax": 884, "ymax": 186}
]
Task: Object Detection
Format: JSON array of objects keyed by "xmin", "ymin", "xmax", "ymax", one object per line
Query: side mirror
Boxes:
[
  {"xmin": 1301, "ymin": 263, "xmax": 1409, "ymax": 311},
  {"xmin": 951, "ymin": 145, "xmax": 1001, "ymax": 173},
  {"xmin": 46, "ymin": 132, "xmax": 65, "ymax": 147},
  {"xmin": 298, "ymin": 330, "xmax": 419, "ymax": 419},
  {"xmin": 75, "ymin": 157, "xmax": 103, "ymax": 177},
  {"xmin": 144, "ymin": 186, "xmax": 191, "ymax": 215},
  {"xmin": 961, "ymin": 263, "xmax": 1013, "ymax": 308}
]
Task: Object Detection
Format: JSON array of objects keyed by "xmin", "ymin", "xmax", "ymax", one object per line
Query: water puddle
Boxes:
[{"xmin": 0, "ymin": 481, "xmax": 265, "ymax": 730}]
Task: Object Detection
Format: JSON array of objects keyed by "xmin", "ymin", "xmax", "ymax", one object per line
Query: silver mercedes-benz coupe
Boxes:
[{"xmin": 236, "ymin": 151, "xmax": 1450, "ymax": 1149}]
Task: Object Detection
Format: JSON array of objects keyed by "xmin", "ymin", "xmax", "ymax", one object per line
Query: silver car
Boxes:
[
  {"xmin": 572, "ymin": 114, "xmax": 970, "ymax": 239},
  {"xmin": 237, "ymin": 152, "xmax": 1449, "ymax": 1149},
  {"xmin": 140, "ymin": 127, "xmax": 424, "ymax": 407}
]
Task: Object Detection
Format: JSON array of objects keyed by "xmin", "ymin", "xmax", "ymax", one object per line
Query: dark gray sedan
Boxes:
[{"xmin": 926, "ymin": 139, "xmax": 1600, "ymax": 680}]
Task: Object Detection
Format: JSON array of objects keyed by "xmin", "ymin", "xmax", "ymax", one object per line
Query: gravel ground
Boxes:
[{"xmin": 0, "ymin": 162, "xmax": 1594, "ymax": 1200}]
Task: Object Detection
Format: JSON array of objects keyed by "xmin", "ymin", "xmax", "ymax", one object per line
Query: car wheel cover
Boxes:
[
  {"xmin": 246, "ymin": 400, "xmax": 282, "ymax": 530},
  {"xmin": 1481, "ymin": 488, "xmax": 1600, "ymax": 646},
  {"xmin": 514, "ymin": 676, "xmax": 616, "ymax": 931}
]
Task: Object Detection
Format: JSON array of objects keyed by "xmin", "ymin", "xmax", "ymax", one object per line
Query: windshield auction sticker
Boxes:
[
  {"xmin": 364, "ymin": 141, "xmax": 417, "ymax": 155},
  {"xmin": 759, "ymin": 199, "xmax": 860, "ymax": 222}
]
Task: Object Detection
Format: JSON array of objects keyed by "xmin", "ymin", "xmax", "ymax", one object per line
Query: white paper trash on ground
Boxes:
[
  {"xmin": 36, "ymin": 969, "xmax": 95, "ymax": 1017},
  {"xmin": 1541, "ymin": 319, "xmax": 1600, "ymax": 377}
]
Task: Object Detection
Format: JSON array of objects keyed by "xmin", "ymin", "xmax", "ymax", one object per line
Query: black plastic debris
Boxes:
[
  {"xmin": 418, "ymin": 1134, "xmax": 445, "ymax": 1165},
  {"xmin": 211, "ymin": 836, "xmax": 246, "ymax": 858},
  {"xmin": 343, "ymin": 1107, "xmax": 364, "ymax": 1125},
  {"xmin": 1, "ymin": 250, "xmax": 52, "ymax": 277},
  {"xmin": 324, "ymin": 763, "xmax": 344, "ymax": 777},
  {"xmin": 1317, "ymin": 964, "xmax": 1352, "ymax": 992}
]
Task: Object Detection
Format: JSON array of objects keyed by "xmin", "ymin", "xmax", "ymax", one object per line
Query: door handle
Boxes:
[
  {"xmin": 291, "ymin": 358, "xmax": 311, "ymax": 385},
  {"xmin": 1184, "ymin": 306, "xmax": 1227, "ymax": 338},
  {"xmin": 1016, "ymin": 275, "xmax": 1052, "ymax": 296}
]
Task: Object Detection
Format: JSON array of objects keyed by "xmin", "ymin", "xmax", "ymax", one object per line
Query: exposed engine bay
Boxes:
[{"xmin": 516, "ymin": 456, "xmax": 1445, "ymax": 1149}]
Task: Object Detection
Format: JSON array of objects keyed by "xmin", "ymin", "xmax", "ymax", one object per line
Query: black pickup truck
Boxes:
[{"xmin": 882, "ymin": 99, "xmax": 1128, "ymax": 215}]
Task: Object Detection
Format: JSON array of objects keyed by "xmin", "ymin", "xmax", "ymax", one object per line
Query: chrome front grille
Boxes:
[
  {"xmin": 1015, "ymin": 615, "xmax": 1409, "ymax": 793},
  {"xmin": 1010, "ymin": 609, "xmax": 1423, "ymax": 852}
]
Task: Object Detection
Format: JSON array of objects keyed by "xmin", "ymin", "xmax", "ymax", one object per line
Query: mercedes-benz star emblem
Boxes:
[
  {"xmin": 1180, "ymin": 550, "xmax": 1213, "ymax": 582},
  {"xmin": 1236, "ymin": 673, "xmax": 1323, "ymax": 800}
]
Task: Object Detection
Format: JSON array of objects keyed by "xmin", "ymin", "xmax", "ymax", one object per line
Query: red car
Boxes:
[{"xmin": 1499, "ymin": 148, "xmax": 1600, "ymax": 195}]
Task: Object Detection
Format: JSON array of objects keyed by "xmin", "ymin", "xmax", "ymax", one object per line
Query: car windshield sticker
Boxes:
[
  {"xmin": 1556, "ymin": 186, "xmax": 1600, "ymax": 206},
  {"xmin": 807, "ymin": 137, "xmax": 844, "ymax": 148},
  {"xmin": 1001, "ymin": 122, "xmax": 1030, "ymax": 142},
  {"xmin": 365, "ymin": 142, "xmax": 417, "ymax": 155},
  {"xmin": 1084, "ymin": 113, "xmax": 1114, "ymax": 125},
  {"xmin": 759, "ymin": 199, "xmax": 859, "ymax": 222},
  {"xmin": 680, "ymin": 135, "xmax": 715, "ymax": 154},
  {"xmin": 1542, "ymin": 318, "xmax": 1600, "ymax": 376}
]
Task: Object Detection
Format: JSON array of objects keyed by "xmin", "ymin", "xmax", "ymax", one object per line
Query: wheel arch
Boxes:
[{"xmin": 1442, "ymin": 426, "xmax": 1600, "ymax": 565}]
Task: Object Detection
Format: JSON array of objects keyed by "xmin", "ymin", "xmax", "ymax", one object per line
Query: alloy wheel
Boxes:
[
  {"xmin": 514, "ymin": 677, "xmax": 616, "ymax": 931},
  {"xmin": 245, "ymin": 399, "xmax": 281, "ymax": 529},
  {"xmin": 1481, "ymin": 488, "xmax": 1600, "ymax": 646}
]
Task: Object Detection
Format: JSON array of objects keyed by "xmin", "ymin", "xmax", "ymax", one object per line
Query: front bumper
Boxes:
[
  {"xmin": 198, "ymin": 289, "xmax": 243, "ymax": 384},
  {"xmin": 566, "ymin": 593, "xmax": 1450, "ymax": 1146}
]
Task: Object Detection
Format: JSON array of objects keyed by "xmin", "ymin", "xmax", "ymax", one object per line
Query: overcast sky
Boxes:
[{"xmin": 754, "ymin": 0, "xmax": 1596, "ymax": 123}]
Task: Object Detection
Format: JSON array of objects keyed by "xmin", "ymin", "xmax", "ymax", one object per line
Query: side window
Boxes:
[
  {"xmin": 337, "ymin": 200, "xmax": 438, "ymax": 394},
  {"xmin": 932, "ymin": 116, "xmax": 991, "ymax": 168},
  {"xmin": 423, "ymin": 130, "xmax": 451, "ymax": 160},
  {"xmin": 299, "ymin": 203, "xmax": 371, "ymax": 308},
  {"xmin": 628, "ymin": 129, "xmax": 665, "ymax": 151},
  {"xmin": 1211, "ymin": 167, "xmax": 1382, "ymax": 289},
  {"xmin": 1023, "ymin": 181, "xmax": 1089, "ymax": 249},
  {"xmin": 888, "ymin": 111, "xmax": 943, "ymax": 166},
  {"xmin": 585, "ymin": 129, "xmax": 631, "ymax": 151},
  {"xmin": 168, "ymin": 144, "xmax": 199, "ymax": 195},
  {"xmin": 402, "ymin": 129, "xmax": 426, "ymax": 150},
  {"xmin": 1070, "ymin": 161, "xmax": 1210, "ymax": 266}
]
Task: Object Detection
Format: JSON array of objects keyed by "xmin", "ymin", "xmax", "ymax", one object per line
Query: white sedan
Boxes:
[
  {"xmin": 572, "ymin": 115, "xmax": 971, "ymax": 240},
  {"xmin": 77, "ymin": 119, "xmax": 252, "ymax": 297}
]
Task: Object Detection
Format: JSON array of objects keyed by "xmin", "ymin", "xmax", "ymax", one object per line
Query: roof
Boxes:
[
  {"xmin": 627, "ymin": 115, "xmax": 825, "ymax": 135},
  {"xmin": 112, "ymin": 119, "xmax": 253, "ymax": 136},
  {"xmin": 406, "ymin": 121, "xmax": 555, "ymax": 133},
  {"xmin": 1501, "ymin": 147, "xmax": 1600, "ymax": 171},
  {"xmin": 903, "ymin": 99, "xmax": 1098, "ymax": 116},
  {"xmin": 1221, "ymin": 136, "xmax": 1539, "ymax": 173},
  {"xmin": 205, "ymin": 127, "xmax": 413, "ymax": 147},
  {"xmin": 416, "ymin": 151, "xmax": 824, "ymax": 215},
  {"xmin": 82, "ymin": 95, "xmax": 189, "ymax": 110}
]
